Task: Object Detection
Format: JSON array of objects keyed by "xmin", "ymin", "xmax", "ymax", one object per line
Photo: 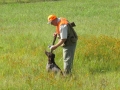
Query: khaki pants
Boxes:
[{"xmin": 63, "ymin": 43, "xmax": 77, "ymax": 75}]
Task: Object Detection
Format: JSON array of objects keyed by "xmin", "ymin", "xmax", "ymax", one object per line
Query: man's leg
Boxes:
[{"xmin": 63, "ymin": 43, "xmax": 76, "ymax": 75}]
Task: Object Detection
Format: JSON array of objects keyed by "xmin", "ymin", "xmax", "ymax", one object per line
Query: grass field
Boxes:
[{"xmin": 0, "ymin": 0, "xmax": 120, "ymax": 90}]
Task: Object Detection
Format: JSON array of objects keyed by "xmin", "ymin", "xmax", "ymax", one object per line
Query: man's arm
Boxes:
[
  {"xmin": 50, "ymin": 24, "xmax": 67, "ymax": 51},
  {"xmin": 50, "ymin": 39, "xmax": 66, "ymax": 51}
]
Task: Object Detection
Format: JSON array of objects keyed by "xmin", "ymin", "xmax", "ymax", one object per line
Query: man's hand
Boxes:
[
  {"xmin": 53, "ymin": 33, "xmax": 57, "ymax": 37},
  {"xmin": 49, "ymin": 39, "xmax": 66, "ymax": 51},
  {"xmin": 48, "ymin": 45, "xmax": 57, "ymax": 51}
]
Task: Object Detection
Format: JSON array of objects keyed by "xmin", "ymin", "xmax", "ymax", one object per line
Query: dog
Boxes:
[{"xmin": 45, "ymin": 51, "xmax": 63, "ymax": 75}]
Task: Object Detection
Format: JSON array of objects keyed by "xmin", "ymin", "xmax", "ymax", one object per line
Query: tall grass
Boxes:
[{"xmin": 0, "ymin": 0, "xmax": 120, "ymax": 89}]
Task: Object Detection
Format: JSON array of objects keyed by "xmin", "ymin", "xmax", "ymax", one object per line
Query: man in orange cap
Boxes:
[{"xmin": 47, "ymin": 14, "xmax": 78, "ymax": 75}]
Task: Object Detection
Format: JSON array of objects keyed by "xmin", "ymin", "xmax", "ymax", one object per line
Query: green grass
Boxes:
[{"xmin": 0, "ymin": 0, "xmax": 120, "ymax": 90}]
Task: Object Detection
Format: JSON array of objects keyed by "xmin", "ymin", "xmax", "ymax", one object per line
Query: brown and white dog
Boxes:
[{"xmin": 45, "ymin": 51, "xmax": 63, "ymax": 75}]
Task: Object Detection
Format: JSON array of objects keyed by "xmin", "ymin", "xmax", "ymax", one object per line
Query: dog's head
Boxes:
[{"xmin": 45, "ymin": 51, "xmax": 55, "ymax": 59}]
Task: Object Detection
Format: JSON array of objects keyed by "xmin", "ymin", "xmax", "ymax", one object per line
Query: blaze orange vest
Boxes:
[{"xmin": 56, "ymin": 18, "xmax": 68, "ymax": 34}]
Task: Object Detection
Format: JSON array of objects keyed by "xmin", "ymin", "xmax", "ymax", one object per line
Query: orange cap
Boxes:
[{"xmin": 47, "ymin": 15, "xmax": 57, "ymax": 24}]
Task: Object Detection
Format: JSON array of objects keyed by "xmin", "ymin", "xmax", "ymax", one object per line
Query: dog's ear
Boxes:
[{"xmin": 45, "ymin": 51, "xmax": 48, "ymax": 55}]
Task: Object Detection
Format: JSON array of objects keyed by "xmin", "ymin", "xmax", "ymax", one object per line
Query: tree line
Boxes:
[{"xmin": 0, "ymin": 0, "xmax": 60, "ymax": 4}]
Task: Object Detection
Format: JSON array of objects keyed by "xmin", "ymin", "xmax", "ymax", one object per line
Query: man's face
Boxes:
[{"xmin": 51, "ymin": 19, "xmax": 57, "ymax": 26}]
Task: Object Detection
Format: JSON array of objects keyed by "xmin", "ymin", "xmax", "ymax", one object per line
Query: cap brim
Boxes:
[
  {"xmin": 47, "ymin": 21, "xmax": 52, "ymax": 24},
  {"xmin": 47, "ymin": 22, "xmax": 51, "ymax": 24}
]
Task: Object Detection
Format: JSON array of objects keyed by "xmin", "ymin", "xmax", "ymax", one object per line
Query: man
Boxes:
[{"xmin": 47, "ymin": 14, "xmax": 78, "ymax": 75}]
